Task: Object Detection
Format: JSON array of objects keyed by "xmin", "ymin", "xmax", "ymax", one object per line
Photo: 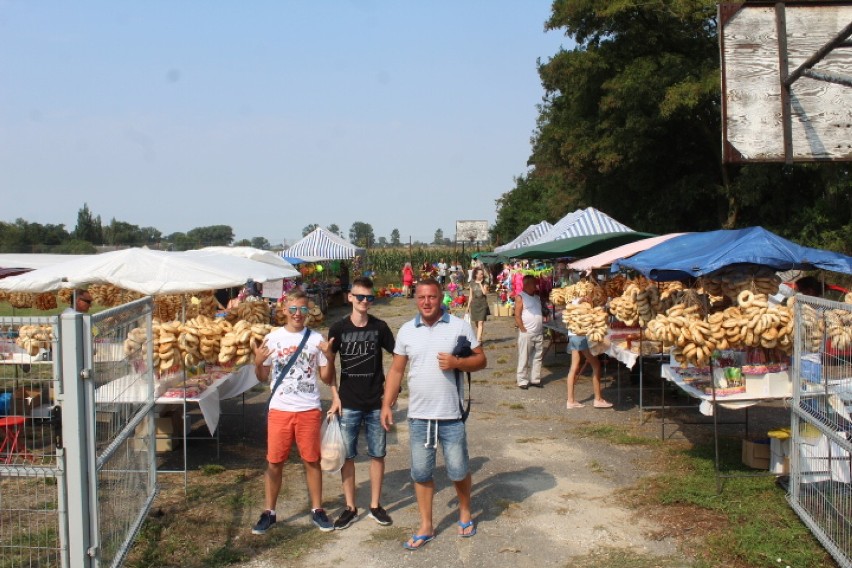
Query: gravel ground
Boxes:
[{"xmin": 156, "ymin": 296, "xmax": 790, "ymax": 567}]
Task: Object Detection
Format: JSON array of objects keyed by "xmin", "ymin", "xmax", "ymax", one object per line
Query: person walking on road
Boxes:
[
  {"xmin": 466, "ymin": 267, "xmax": 490, "ymax": 342},
  {"xmin": 326, "ymin": 276, "xmax": 396, "ymax": 530},
  {"xmin": 381, "ymin": 278, "xmax": 487, "ymax": 550},
  {"xmin": 515, "ymin": 275, "xmax": 544, "ymax": 389}
]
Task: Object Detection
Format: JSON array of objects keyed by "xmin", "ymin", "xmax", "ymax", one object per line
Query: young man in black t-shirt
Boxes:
[{"xmin": 327, "ymin": 276, "xmax": 396, "ymax": 529}]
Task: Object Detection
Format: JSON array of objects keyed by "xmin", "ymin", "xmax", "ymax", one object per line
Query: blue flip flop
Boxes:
[
  {"xmin": 403, "ymin": 533, "xmax": 435, "ymax": 550},
  {"xmin": 458, "ymin": 520, "xmax": 476, "ymax": 538}
]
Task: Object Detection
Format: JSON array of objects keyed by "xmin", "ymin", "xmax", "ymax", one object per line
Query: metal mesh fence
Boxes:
[
  {"xmin": 90, "ymin": 299, "xmax": 155, "ymax": 568},
  {"xmin": 0, "ymin": 315, "xmax": 62, "ymax": 567},
  {"xmin": 790, "ymin": 294, "xmax": 852, "ymax": 568}
]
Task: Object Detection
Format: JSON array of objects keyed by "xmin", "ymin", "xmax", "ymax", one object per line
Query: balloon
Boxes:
[
  {"xmin": 316, "ymin": 265, "xmax": 324, "ymax": 272},
  {"xmin": 443, "ymin": 293, "xmax": 452, "ymax": 306}
]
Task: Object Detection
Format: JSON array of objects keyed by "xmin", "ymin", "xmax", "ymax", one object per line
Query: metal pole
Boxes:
[{"xmin": 59, "ymin": 311, "xmax": 95, "ymax": 567}]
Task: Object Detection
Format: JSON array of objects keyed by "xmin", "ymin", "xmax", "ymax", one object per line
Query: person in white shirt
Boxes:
[
  {"xmin": 380, "ymin": 278, "xmax": 487, "ymax": 550},
  {"xmin": 514, "ymin": 275, "xmax": 544, "ymax": 389}
]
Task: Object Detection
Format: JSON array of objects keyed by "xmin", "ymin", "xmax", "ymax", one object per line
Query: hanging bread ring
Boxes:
[{"xmin": 737, "ymin": 290, "xmax": 754, "ymax": 308}]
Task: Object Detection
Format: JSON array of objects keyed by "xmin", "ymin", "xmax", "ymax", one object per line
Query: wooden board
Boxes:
[{"xmin": 721, "ymin": 3, "xmax": 852, "ymax": 162}]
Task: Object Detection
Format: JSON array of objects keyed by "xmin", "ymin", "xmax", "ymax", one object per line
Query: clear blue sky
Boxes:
[{"xmin": 0, "ymin": 1, "xmax": 570, "ymax": 246}]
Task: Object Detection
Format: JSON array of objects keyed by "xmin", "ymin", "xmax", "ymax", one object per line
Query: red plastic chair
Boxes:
[{"xmin": 0, "ymin": 416, "xmax": 33, "ymax": 464}]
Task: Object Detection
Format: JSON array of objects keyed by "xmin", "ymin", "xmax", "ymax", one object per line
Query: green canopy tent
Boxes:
[{"xmin": 507, "ymin": 231, "xmax": 656, "ymax": 260}]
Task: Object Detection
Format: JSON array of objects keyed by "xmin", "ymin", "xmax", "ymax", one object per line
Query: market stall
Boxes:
[
  {"xmin": 0, "ymin": 248, "xmax": 299, "ymax": 483},
  {"xmin": 607, "ymin": 226, "xmax": 852, "ymax": 487},
  {"xmin": 284, "ymin": 227, "xmax": 363, "ymax": 306}
]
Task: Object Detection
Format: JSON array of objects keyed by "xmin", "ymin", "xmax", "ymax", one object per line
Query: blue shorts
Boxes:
[
  {"xmin": 568, "ymin": 335, "xmax": 589, "ymax": 351},
  {"xmin": 339, "ymin": 408, "xmax": 386, "ymax": 460},
  {"xmin": 408, "ymin": 418, "xmax": 469, "ymax": 483}
]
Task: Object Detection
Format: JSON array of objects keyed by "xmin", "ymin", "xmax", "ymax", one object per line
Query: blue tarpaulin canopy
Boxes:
[{"xmin": 612, "ymin": 227, "xmax": 852, "ymax": 281}]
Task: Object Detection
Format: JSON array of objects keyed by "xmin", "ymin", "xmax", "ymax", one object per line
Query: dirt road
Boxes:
[{"xmin": 223, "ymin": 297, "xmax": 687, "ymax": 568}]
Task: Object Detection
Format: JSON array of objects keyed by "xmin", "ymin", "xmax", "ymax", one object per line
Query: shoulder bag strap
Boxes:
[
  {"xmin": 267, "ymin": 329, "xmax": 311, "ymax": 408},
  {"xmin": 454, "ymin": 369, "xmax": 472, "ymax": 422}
]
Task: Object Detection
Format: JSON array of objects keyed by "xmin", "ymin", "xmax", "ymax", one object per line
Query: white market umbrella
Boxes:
[
  {"xmin": 0, "ymin": 248, "xmax": 298, "ymax": 295},
  {"xmin": 198, "ymin": 246, "xmax": 297, "ymax": 272}
]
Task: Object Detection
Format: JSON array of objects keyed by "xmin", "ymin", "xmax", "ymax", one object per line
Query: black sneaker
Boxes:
[
  {"xmin": 368, "ymin": 505, "xmax": 392, "ymax": 526},
  {"xmin": 311, "ymin": 508, "xmax": 334, "ymax": 532},
  {"xmin": 333, "ymin": 507, "xmax": 358, "ymax": 530},
  {"xmin": 251, "ymin": 510, "xmax": 276, "ymax": 535}
]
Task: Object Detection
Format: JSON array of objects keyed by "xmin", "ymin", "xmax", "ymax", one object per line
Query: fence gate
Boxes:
[
  {"xmin": 0, "ymin": 297, "xmax": 156, "ymax": 568},
  {"xmin": 790, "ymin": 294, "xmax": 852, "ymax": 568}
]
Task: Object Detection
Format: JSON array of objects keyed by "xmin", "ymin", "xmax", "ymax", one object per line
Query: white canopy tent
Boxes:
[
  {"xmin": 198, "ymin": 246, "xmax": 297, "ymax": 271},
  {"xmin": 0, "ymin": 253, "xmax": 89, "ymax": 270},
  {"xmin": 286, "ymin": 227, "xmax": 364, "ymax": 261},
  {"xmin": 494, "ymin": 221, "xmax": 553, "ymax": 253},
  {"xmin": 525, "ymin": 207, "xmax": 634, "ymax": 246},
  {"xmin": 0, "ymin": 248, "xmax": 298, "ymax": 295}
]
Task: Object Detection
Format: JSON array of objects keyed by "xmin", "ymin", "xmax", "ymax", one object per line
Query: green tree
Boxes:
[
  {"xmin": 185, "ymin": 225, "xmax": 234, "ymax": 247},
  {"xmin": 73, "ymin": 203, "xmax": 103, "ymax": 244},
  {"xmin": 349, "ymin": 222, "xmax": 374, "ymax": 247},
  {"xmin": 326, "ymin": 224, "xmax": 342, "ymax": 238},
  {"xmin": 139, "ymin": 226, "xmax": 162, "ymax": 245},
  {"xmin": 302, "ymin": 224, "xmax": 319, "ymax": 237},
  {"xmin": 390, "ymin": 228, "xmax": 401, "ymax": 246},
  {"xmin": 103, "ymin": 218, "xmax": 144, "ymax": 246},
  {"xmin": 433, "ymin": 228, "xmax": 444, "ymax": 245},
  {"xmin": 251, "ymin": 236, "xmax": 271, "ymax": 250},
  {"xmin": 377, "ymin": 236, "xmax": 388, "ymax": 247},
  {"xmin": 234, "ymin": 238, "xmax": 252, "ymax": 246}
]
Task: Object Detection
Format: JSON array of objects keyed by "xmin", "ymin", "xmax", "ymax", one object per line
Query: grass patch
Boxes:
[
  {"xmin": 491, "ymin": 370, "xmax": 505, "ymax": 378},
  {"xmin": 367, "ymin": 526, "xmax": 410, "ymax": 543},
  {"xmin": 566, "ymin": 547, "xmax": 690, "ymax": 568},
  {"xmin": 199, "ymin": 464, "xmax": 226, "ymax": 475},
  {"xmin": 575, "ymin": 424, "xmax": 660, "ymax": 446},
  {"xmin": 587, "ymin": 460, "xmax": 604, "ymax": 474},
  {"xmin": 629, "ymin": 440, "xmax": 833, "ymax": 568},
  {"xmin": 516, "ymin": 437, "xmax": 543, "ymax": 444},
  {"xmin": 502, "ymin": 403, "xmax": 524, "ymax": 410},
  {"xmin": 496, "ymin": 355, "xmax": 509, "ymax": 364}
]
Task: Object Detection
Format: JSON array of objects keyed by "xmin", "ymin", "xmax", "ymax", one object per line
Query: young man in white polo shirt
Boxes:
[{"xmin": 380, "ymin": 278, "xmax": 487, "ymax": 550}]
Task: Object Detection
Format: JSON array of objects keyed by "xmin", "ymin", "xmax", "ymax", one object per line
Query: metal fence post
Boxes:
[{"xmin": 59, "ymin": 311, "xmax": 95, "ymax": 567}]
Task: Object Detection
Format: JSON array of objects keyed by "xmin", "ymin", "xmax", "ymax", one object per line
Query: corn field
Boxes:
[{"xmin": 364, "ymin": 247, "xmax": 476, "ymax": 286}]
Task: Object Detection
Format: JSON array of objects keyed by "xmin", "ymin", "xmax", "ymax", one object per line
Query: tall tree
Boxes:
[
  {"xmin": 251, "ymin": 236, "xmax": 271, "ymax": 250},
  {"xmin": 326, "ymin": 224, "xmax": 342, "ymax": 238},
  {"xmin": 495, "ymin": 0, "xmax": 850, "ymax": 254},
  {"xmin": 433, "ymin": 228, "xmax": 444, "ymax": 245},
  {"xmin": 302, "ymin": 223, "xmax": 319, "ymax": 237},
  {"xmin": 377, "ymin": 236, "xmax": 388, "ymax": 247},
  {"xmin": 349, "ymin": 222, "xmax": 374, "ymax": 247},
  {"xmin": 390, "ymin": 228, "xmax": 401, "ymax": 246},
  {"xmin": 73, "ymin": 203, "xmax": 103, "ymax": 244},
  {"xmin": 186, "ymin": 225, "xmax": 234, "ymax": 247}
]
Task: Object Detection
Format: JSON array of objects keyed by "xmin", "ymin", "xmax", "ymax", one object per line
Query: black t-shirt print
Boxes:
[{"xmin": 328, "ymin": 314, "xmax": 395, "ymax": 410}]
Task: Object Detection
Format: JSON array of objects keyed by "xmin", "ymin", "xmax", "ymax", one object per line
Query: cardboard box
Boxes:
[
  {"xmin": 134, "ymin": 416, "xmax": 175, "ymax": 453},
  {"xmin": 742, "ymin": 438, "xmax": 771, "ymax": 469}
]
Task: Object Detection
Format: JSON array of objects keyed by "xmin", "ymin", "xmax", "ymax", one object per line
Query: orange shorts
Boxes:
[{"xmin": 267, "ymin": 408, "xmax": 322, "ymax": 464}]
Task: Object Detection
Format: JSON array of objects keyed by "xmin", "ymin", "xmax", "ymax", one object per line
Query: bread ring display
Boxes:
[{"xmin": 737, "ymin": 290, "xmax": 754, "ymax": 308}]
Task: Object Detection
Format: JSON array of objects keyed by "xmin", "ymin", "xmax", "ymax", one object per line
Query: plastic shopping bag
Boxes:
[
  {"xmin": 320, "ymin": 414, "xmax": 346, "ymax": 473},
  {"xmin": 463, "ymin": 313, "xmax": 471, "ymax": 325}
]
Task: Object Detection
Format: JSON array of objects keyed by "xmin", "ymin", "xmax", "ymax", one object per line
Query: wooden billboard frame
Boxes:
[{"xmin": 720, "ymin": 2, "xmax": 852, "ymax": 163}]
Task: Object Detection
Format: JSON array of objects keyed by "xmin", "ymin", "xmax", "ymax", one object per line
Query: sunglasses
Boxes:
[
  {"xmin": 288, "ymin": 306, "xmax": 310, "ymax": 315},
  {"xmin": 352, "ymin": 294, "xmax": 375, "ymax": 303}
]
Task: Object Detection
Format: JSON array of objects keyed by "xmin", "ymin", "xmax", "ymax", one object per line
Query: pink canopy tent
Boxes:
[{"xmin": 568, "ymin": 233, "xmax": 687, "ymax": 271}]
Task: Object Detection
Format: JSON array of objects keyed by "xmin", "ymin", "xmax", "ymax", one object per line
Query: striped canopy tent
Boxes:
[
  {"xmin": 493, "ymin": 221, "xmax": 553, "ymax": 253},
  {"xmin": 525, "ymin": 207, "xmax": 634, "ymax": 246},
  {"xmin": 285, "ymin": 227, "xmax": 365, "ymax": 262}
]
